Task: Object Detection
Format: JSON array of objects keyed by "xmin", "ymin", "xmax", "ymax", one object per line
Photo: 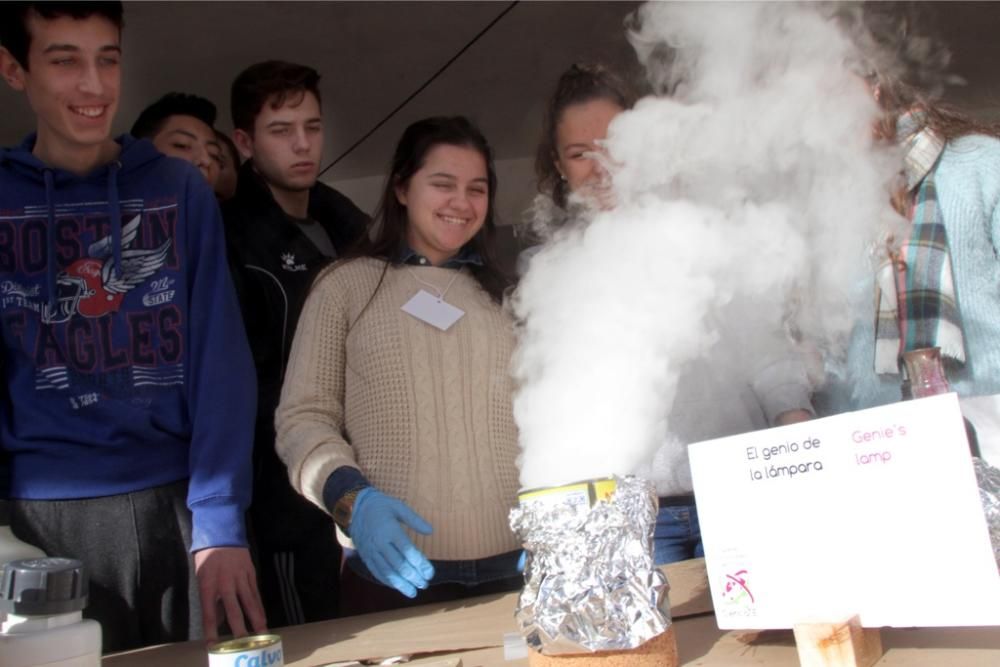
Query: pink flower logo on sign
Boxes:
[{"xmin": 721, "ymin": 569, "xmax": 756, "ymax": 613}]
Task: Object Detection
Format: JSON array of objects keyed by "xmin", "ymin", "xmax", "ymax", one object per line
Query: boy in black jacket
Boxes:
[{"xmin": 223, "ymin": 60, "xmax": 367, "ymax": 625}]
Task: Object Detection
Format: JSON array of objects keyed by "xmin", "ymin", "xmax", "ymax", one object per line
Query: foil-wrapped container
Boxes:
[
  {"xmin": 974, "ymin": 457, "xmax": 1000, "ymax": 569},
  {"xmin": 509, "ymin": 475, "xmax": 670, "ymax": 655}
]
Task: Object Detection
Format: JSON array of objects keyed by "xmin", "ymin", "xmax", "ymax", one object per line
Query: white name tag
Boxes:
[{"xmin": 401, "ymin": 289, "xmax": 465, "ymax": 331}]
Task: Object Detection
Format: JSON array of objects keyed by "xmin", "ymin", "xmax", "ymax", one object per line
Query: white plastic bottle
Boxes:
[
  {"xmin": 0, "ymin": 501, "xmax": 45, "ymax": 569},
  {"xmin": 0, "ymin": 501, "xmax": 45, "ymax": 626},
  {"xmin": 0, "ymin": 557, "xmax": 102, "ymax": 666}
]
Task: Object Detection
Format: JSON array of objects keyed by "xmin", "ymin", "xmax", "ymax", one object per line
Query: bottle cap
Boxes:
[{"xmin": 0, "ymin": 557, "xmax": 88, "ymax": 615}]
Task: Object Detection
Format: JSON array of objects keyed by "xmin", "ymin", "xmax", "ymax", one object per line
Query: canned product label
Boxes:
[
  {"xmin": 208, "ymin": 634, "xmax": 283, "ymax": 667},
  {"xmin": 518, "ymin": 477, "xmax": 617, "ymax": 517}
]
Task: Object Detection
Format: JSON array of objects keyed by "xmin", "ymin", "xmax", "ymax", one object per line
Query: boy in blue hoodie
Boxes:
[{"xmin": 0, "ymin": 2, "xmax": 266, "ymax": 651}]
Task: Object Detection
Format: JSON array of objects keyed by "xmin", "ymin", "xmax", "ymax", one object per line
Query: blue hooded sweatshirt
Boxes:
[{"xmin": 0, "ymin": 134, "xmax": 256, "ymax": 551}]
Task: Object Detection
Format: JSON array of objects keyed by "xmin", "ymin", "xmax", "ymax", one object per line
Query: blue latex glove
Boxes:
[{"xmin": 350, "ymin": 487, "xmax": 435, "ymax": 597}]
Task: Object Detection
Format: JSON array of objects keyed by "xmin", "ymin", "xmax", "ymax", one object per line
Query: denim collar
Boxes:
[{"xmin": 399, "ymin": 245, "xmax": 483, "ymax": 269}]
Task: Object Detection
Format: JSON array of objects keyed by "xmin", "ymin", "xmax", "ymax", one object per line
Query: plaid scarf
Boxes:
[{"xmin": 874, "ymin": 112, "xmax": 967, "ymax": 374}]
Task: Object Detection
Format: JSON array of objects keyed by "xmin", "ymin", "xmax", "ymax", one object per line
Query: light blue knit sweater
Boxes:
[{"xmin": 821, "ymin": 133, "xmax": 1000, "ymax": 414}]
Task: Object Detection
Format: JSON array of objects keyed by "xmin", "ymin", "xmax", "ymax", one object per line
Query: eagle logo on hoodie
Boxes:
[{"xmin": 45, "ymin": 214, "xmax": 172, "ymax": 322}]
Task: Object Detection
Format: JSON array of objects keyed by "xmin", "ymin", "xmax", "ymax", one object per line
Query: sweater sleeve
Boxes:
[
  {"xmin": 751, "ymin": 349, "xmax": 815, "ymax": 425},
  {"xmin": 747, "ymin": 316, "xmax": 815, "ymax": 425},
  {"xmin": 183, "ymin": 174, "xmax": 257, "ymax": 551},
  {"xmin": 275, "ymin": 268, "xmax": 361, "ymax": 512},
  {"xmin": 723, "ymin": 297, "xmax": 815, "ymax": 425}
]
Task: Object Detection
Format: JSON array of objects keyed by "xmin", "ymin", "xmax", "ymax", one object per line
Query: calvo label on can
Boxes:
[{"xmin": 208, "ymin": 635, "xmax": 283, "ymax": 667}]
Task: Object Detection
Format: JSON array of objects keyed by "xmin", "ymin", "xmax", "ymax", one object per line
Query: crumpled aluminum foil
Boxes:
[
  {"xmin": 509, "ymin": 475, "xmax": 670, "ymax": 655},
  {"xmin": 974, "ymin": 457, "xmax": 1000, "ymax": 569}
]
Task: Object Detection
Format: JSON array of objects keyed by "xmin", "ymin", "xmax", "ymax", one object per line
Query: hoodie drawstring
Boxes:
[
  {"xmin": 108, "ymin": 162, "xmax": 122, "ymax": 279},
  {"xmin": 43, "ymin": 169, "xmax": 57, "ymax": 313}
]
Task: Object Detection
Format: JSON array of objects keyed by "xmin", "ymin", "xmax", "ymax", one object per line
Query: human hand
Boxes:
[
  {"xmin": 351, "ymin": 488, "xmax": 434, "ymax": 597},
  {"xmin": 193, "ymin": 546, "xmax": 267, "ymax": 642},
  {"xmin": 774, "ymin": 409, "xmax": 813, "ymax": 426}
]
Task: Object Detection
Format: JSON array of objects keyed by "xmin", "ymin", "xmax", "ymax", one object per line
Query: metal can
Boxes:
[
  {"xmin": 517, "ymin": 477, "xmax": 617, "ymax": 518},
  {"xmin": 208, "ymin": 634, "xmax": 283, "ymax": 667}
]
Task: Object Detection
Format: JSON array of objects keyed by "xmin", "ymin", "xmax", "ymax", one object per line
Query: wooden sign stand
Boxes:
[{"xmin": 792, "ymin": 616, "xmax": 883, "ymax": 667}]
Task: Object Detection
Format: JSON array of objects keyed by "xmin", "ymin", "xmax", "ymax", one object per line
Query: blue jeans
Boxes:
[
  {"xmin": 345, "ymin": 548, "xmax": 522, "ymax": 587},
  {"xmin": 653, "ymin": 503, "xmax": 703, "ymax": 565}
]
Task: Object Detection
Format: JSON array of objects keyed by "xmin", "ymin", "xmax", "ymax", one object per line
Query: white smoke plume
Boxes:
[{"xmin": 512, "ymin": 2, "xmax": 903, "ymax": 490}]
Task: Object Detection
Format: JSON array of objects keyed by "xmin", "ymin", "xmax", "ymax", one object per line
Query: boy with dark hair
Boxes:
[
  {"xmin": 224, "ymin": 59, "xmax": 367, "ymax": 626},
  {"xmin": 0, "ymin": 2, "xmax": 266, "ymax": 651},
  {"xmin": 131, "ymin": 92, "xmax": 223, "ymax": 188},
  {"xmin": 0, "ymin": 0, "xmax": 124, "ymax": 67}
]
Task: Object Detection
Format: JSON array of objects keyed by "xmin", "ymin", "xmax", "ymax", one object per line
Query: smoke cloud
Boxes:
[{"xmin": 512, "ymin": 3, "xmax": 902, "ymax": 490}]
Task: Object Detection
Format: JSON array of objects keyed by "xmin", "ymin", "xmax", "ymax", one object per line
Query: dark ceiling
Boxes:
[
  {"xmin": 2, "ymin": 1, "xmax": 998, "ymax": 185},
  {"xmin": 0, "ymin": 1, "xmax": 642, "ymax": 181}
]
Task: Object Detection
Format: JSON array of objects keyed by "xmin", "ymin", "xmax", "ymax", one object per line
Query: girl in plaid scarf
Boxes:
[{"xmin": 821, "ymin": 8, "xmax": 1000, "ymax": 414}]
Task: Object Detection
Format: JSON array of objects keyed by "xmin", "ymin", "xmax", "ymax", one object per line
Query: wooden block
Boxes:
[
  {"xmin": 792, "ymin": 617, "xmax": 883, "ymax": 667},
  {"xmin": 527, "ymin": 625, "xmax": 678, "ymax": 667}
]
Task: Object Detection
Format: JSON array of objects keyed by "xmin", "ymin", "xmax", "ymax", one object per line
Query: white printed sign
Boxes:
[{"xmin": 688, "ymin": 393, "xmax": 1000, "ymax": 629}]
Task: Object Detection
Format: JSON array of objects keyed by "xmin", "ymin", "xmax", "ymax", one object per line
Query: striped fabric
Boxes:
[
  {"xmin": 874, "ymin": 114, "xmax": 967, "ymax": 373},
  {"xmin": 273, "ymin": 551, "xmax": 306, "ymax": 626}
]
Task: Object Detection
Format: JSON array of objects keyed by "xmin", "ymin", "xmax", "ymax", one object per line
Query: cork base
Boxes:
[{"xmin": 527, "ymin": 625, "xmax": 678, "ymax": 667}]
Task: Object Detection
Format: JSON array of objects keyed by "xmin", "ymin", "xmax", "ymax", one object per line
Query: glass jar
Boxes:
[
  {"xmin": 901, "ymin": 347, "xmax": 950, "ymax": 398},
  {"xmin": 900, "ymin": 347, "xmax": 980, "ymax": 457}
]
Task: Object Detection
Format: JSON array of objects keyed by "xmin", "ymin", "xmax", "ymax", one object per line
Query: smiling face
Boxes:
[
  {"xmin": 235, "ymin": 90, "xmax": 323, "ymax": 194},
  {"xmin": 554, "ymin": 97, "xmax": 623, "ymax": 208},
  {"xmin": 151, "ymin": 114, "xmax": 221, "ymax": 187},
  {"xmin": 396, "ymin": 143, "xmax": 489, "ymax": 266},
  {"xmin": 0, "ymin": 12, "xmax": 121, "ymax": 171}
]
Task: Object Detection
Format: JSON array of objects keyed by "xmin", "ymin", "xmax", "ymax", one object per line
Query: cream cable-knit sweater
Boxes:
[{"xmin": 276, "ymin": 257, "xmax": 521, "ymax": 561}]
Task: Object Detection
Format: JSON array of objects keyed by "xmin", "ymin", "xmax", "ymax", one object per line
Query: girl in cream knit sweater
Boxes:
[{"xmin": 276, "ymin": 117, "xmax": 521, "ymax": 613}]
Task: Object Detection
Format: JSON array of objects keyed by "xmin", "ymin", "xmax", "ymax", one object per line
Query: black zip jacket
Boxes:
[{"xmin": 223, "ymin": 161, "xmax": 368, "ymax": 542}]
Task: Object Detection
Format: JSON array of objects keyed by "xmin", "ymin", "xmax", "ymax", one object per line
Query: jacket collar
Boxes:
[{"xmin": 233, "ymin": 160, "xmax": 349, "ymax": 223}]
